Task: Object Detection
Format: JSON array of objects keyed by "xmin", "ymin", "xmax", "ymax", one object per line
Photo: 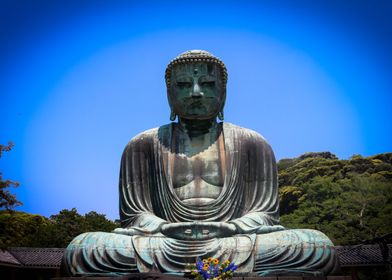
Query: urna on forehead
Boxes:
[
  {"xmin": 171, "ymin": 63, "xmax": 218, "ymax": 76},
  {"xmin": 165, "ymin": 50, "xmax": 228, "ymax": 87}
]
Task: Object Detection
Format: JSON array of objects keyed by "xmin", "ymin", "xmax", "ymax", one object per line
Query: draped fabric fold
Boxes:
[
  {"xmin": 120, "ymin": 122, "xmax": 279, "ymax": 229},
  {"xmin": 116, "ymin": 122, "xmax": 279, "ymax": 272},
  {"xmin": 61, "ymin": 122, "xmax": 340, "ymax": 276}
]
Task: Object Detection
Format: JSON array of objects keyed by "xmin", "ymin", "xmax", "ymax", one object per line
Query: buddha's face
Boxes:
[{"xmin": 169, "ymin": 63, "xmax": 225, "ymax": 120}]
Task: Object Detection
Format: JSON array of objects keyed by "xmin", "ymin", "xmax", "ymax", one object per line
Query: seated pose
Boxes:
[{"xmin": 62, "ymin": 50, "xmax": 340, "ymax": 277}]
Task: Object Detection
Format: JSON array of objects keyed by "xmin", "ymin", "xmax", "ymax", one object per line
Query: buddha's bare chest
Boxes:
[
  {"xmin": 167, "ymin": 134, "xmax": 225, "ymax": 205},
  {"xmin": 172, "ymin": 144, "xmax": 223, "ymax": 187}
]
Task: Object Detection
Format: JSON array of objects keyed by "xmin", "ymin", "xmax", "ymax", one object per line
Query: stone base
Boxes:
[{"xmin": 52, "ymin": 273, "xmax": 352, "ymax": 280}]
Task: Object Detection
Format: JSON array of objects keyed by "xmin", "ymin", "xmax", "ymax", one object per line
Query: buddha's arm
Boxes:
[
  {"xmin": 116, "ymin": 134, "xmax": 170, "ymax": 236},
  {"xmin": 114, "ymin": 212, "xmax": 168, "ymax": 235},
  {"xmin": 226, "ymin": 133, "xmax": 284, "ymax": 234},
  {"xmin": 228, "ymin": 212, "xmax": 284, "ymax": 234}
]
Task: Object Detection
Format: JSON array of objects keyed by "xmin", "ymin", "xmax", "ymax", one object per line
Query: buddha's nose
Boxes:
[{"xmin": 191, "ymin": 82, "xmax": 204, "ymax": 98}]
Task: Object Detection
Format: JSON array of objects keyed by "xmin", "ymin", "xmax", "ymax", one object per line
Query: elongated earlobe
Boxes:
[
  {"xmin": 218, "ymin": 111, "xmax": 224, "ymax": 121},
  {"xmin": 170, "ymin": 111, "xmax": 177, "ymax": 121}
]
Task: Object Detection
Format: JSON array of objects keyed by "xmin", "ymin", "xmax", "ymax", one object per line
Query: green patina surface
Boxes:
[{"xmin": 61, "ymin": 50, "xmax": 340, "ymax": 277}]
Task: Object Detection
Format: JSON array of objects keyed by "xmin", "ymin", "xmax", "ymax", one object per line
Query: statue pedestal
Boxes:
[{"xmin": 52, "ymin": 273, "xmax": 352, "ymax": 280}]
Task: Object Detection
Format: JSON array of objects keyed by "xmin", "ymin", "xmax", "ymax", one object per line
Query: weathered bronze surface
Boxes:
[
  {"xmin": 53, "ymin": 275, "xmax": 353, "ymax": 280},
  {"xmin": 61, "ymin": 50, "xmax": 341, "ymax": 277}
]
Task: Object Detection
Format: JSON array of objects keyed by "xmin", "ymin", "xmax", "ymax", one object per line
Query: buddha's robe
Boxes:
[{"xmin": 62, "ymin": 123, "xmax": 340, "ymax": 276}]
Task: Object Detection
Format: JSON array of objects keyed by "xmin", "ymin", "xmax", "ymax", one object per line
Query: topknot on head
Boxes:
[{"xmin": 165, "ymin": 50, "xmax": 228, "ymax": 88}]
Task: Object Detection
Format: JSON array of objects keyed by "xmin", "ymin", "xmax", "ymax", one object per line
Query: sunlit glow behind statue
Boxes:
[{"xmin": 62, "ymin": 50, "xmax": 340, "ymax": 277}]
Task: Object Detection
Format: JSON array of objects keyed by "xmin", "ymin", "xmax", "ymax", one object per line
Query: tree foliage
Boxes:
[
  {"xmin": 0, "ymin": 142, "xmax": 22, "ymax": 210},
  {"xmin": 0, "ymin": 208, "xmax": 119, "ymax": 248},
  {"xmin": 278, "ymin": 152, "xmax": 392, "ymax": 245},
  {"xmin": 0, "ymin": 211, "xmax": 48, "ymax": 248}
]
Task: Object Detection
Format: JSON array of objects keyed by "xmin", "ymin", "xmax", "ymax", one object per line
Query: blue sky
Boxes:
[{"xmin": 1, "ymin": 0, "xmax": 391, "ymax": 220}]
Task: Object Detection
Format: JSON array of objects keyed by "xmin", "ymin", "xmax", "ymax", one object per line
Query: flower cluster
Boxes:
[{"xmin": 189, "ymin": 257, "xmax": 238, "ymax": 280}]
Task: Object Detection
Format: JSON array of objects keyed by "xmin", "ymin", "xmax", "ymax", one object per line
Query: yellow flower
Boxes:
[
  {"xmin": 203, "ymin": 263, "xmax": 209, "ymax": 270},
  {"xmin": 202, "ymin": 259, "xmax": 208, "ymax": 263},
  {"xmin": 213, "ymin": 259, "xmax": 219, "ymax": 265},
  {"xmin": 207, "ymin": 257, "xmax": 213, "ymax": 262},
  {"xmin": 225, "ymin": 260, "xmax": 230, "ymax": 265}
]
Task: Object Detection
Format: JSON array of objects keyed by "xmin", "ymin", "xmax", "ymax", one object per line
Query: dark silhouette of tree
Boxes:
[{"xmin": 0, "ymin": 142, "xmax": 22, "ymax": 210}]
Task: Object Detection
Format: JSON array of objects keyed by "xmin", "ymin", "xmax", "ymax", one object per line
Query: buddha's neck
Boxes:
[{"xmin": 178, "ymin": 117, "xmax": 218, "ymax": 138}]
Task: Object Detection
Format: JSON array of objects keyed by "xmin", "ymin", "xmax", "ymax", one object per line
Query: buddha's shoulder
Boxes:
[
  {"xmin": 223, "ymin": 122, "xmax": 269, "ymax": 145},
  {"xmin": 125, "ymin": 124, "xmax": 172, "ymax": 147}
]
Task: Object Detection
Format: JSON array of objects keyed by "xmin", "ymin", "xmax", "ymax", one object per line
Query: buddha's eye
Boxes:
[
  {"xmin": 176, "ymin": 82, "xmax": 192, "ymax": 88},
  {"xmin": 201, "ymin": 81, "xmax": 215, "ymax": 87}
]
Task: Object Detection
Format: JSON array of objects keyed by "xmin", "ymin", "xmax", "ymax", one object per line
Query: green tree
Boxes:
[
  {"xmin": 43, "ymin": 208, "xmax": 118, "ymax": 247},
  {"xmin": 279, "ymin": 185, "xmax": 303, "ymax": 215},
  {"xmin": 278, "ymin": 152, "xmax": 392, "ymax": 246},
  {"xmin": 84, "ymin": 211, "xmax": 119, "ymax": 232},
  {"xmin": 43, "ymin": 208, "xmax": 86, "ymax": 247},
  {"xmin": 0, "ymin": 208, "xmax": 119, "ymax": 248},
  {"xmin": 0, "ymin": 142, "xmax": 22, "ymax": 210},
  {"xmin": 0, "ymin": 210, "xmax": 49, "ymax": 248}
]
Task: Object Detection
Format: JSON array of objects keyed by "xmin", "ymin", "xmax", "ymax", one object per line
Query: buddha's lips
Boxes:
[
  {"xmin": 185, "ymin": 98, "xmax": 215, "ymax": 107},
  {"xmin": 187, "ymin": 101, "xmax": 204, "ymax": 107}
]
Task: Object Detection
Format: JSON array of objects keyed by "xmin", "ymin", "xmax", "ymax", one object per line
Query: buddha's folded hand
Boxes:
[{"xmin": 161, "ymin": 221, "xmax": 237, "ymax": 240}]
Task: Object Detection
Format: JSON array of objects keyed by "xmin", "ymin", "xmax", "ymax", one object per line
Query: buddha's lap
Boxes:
[{"xmin": 66, "ymin": 228, "xmax": 334, "ymax": 261}]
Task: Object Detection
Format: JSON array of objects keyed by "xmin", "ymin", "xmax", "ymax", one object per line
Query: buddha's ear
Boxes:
[
  {"xmin": 218, "ymin": 86, "xmax": 226, "ymax": 121},
  {"xmin": 166, "ymin": 86, "xmax": 175, "ymax": 120},
  {"xmin": 170, "ymin": 110, "xmax": 177, "ymax": 121},
  {"xmin": 167, "ymin": 93, "xmax": 177, "ymax": 121},
  {"xmin": 218, "ymin": 111, "xmax": 224, "ymax": 121}
]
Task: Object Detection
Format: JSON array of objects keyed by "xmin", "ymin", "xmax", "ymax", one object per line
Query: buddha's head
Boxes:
[{"xmin": 165, "ymin": 50, "xmax": 228, "ymax": 121}]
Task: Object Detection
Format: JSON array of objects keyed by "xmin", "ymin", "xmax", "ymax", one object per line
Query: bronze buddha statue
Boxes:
[{"xmin": 62, "ymin": 50, "xmax": 340, "ymax": 277}]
